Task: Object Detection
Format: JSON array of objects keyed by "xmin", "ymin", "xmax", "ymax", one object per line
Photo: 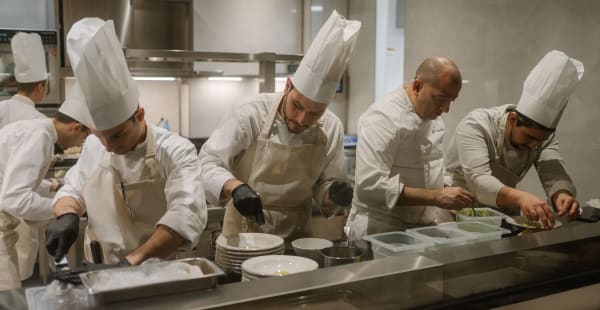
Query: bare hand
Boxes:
[
  {"xmin": 434, "ymin": 187, "xmax": 476, "ymax": 210},
  {"xmin": 553, "ymin": 191, "xmax": 579, "ymax": 222},
  {"xmin": 518, "ymin": 192, "xmax": 555, "ymax": 229}
]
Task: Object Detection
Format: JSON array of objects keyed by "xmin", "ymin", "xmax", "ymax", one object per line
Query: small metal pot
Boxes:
[{"xmin": 320, "ymin": 246, "xmax": 362, "ymax": 267}]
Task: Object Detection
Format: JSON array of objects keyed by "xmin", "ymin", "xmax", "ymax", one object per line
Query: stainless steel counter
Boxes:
[{"xmin": 7, "ymin": 221, "xmax": 600, "ymax": 309}]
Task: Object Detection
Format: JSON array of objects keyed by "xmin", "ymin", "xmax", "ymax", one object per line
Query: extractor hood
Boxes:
[{"xmin": 60, "ymin": 0, "xmax": 193, "ymax": 76}]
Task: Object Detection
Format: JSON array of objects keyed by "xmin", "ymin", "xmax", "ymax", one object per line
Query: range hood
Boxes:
[{"xmin": 60, "ymin": 0, "xmax": 193, "ymax": 76}]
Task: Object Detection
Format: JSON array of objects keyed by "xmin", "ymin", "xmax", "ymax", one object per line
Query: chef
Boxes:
[
  {"xmin": 445, "ymin": 50, "xmax": 583, "ymax": 229},
  {"xmin": 0, "ymin": 32, "xmax": 62, "ymax": 287},
  {"xmin": 0, "ymin": 32, "xmax": 47, "ymax": 128},
  {"xmin": 0, "ymin": 88, "xmax": 90, "ymax": 290},
  {"xmin": 198, "ymin": 11, "xmax": 360, "ymax": 242},
  {"xmin": 44, "ymin": 18, "xmax": 207, "ymax": 265},
  {"xmin": 345, "ymin": 57, "xmax": 475, "ymax": 240}
]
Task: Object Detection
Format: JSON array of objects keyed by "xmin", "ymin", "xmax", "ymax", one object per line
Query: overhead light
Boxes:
[
  {"xmin": 462, "ymin": 80, "xmax": 470, "ymax": 84},
  {"xmin": 275, "ymin": 77, "xmax": 288, "ymax": 82},
  {"xmin": 311, "ymin": 5, "xmax": 324, "ymax": 12},
  {"xmin": 208, "ymin": 77, "xmax": 243, "ymax": 81},
  {"xmin": 132, "ymin": 77, "xmax": 176, "ymax": 81}
]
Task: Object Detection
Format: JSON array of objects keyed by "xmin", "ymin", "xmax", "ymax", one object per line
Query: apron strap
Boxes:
[
  {"xmin": 496, "ymin": 111, "xmax": 539, "ymax": 180},
  {"xmin": 259, "ymin": 94, "xmax": 285, "ymax": 140}
]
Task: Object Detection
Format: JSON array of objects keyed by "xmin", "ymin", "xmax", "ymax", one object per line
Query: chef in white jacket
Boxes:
[
  {"xmin": 0, "ymin": 32, "xmax": 48, "ymax": 128},
  {"xmin": 199, "ymin": 11, "xmax": 360, "ymax": 242},
  {"xmin": 0, "ymin": 32, "xmax": 61, "ymax": 286},
  {"xmin": 44, "ymin": 18, "xmax": 207, "ymax": 265},
  {"xmin": 445, "ymin": 50, "xmax": 583, "ymax": 229},
  {"xmin": 0, "ymin": 89, "xmax": 90, "ymax": 290},
  {"xmin": 346, "ymin": 57, "xmax": 475, "ymax": 240}
]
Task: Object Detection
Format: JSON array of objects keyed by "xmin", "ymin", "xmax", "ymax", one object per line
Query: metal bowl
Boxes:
[{"xmin": 320, "ymin": 246, "xmax": 362, "ymax": 267}]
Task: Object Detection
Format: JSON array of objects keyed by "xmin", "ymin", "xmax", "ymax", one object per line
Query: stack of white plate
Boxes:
[
  {"xmin": 215, "ymin": 233, "xmax": 284, "ymax": 274},
  {"xmin": 241, "ymin": 255, "xmax": 318, "ymax": 282}
]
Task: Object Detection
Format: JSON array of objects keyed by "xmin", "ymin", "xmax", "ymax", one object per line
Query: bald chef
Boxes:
[
  {"xmin": 445, "ymin": 50, "xmax": 584, "ymax": 229},
  {"xmin": 44, "ymin": 18, "xmax": 207, "ymax": 265},
  {"xmin": 199, "ymin": 11, "xmax": 360, "ymax": 242}
]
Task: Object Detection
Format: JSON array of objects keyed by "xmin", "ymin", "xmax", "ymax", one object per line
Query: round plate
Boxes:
[
  {"xmin": 216, "ymin": 233, "xmax": 284, "ymax": 252},
  {"xmin": 241, "ymin": 255, "xmax": 318, "ymax": 277},
  {"xmin": 506, "ymin": 216, "xmax": 563, "ymax": 230},
  {"xmin": 216, "ymin": 244, "xmax": 285, "ymax": 257}
]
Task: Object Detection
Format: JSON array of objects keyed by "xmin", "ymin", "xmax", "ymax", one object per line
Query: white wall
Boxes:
[
  {"xmin": 405, "ymin": 0, "xmax": 600, "ymax": 202},
  {"xmin": 375, "ymin": 0, "xmax": 405, "ymax": 100}
]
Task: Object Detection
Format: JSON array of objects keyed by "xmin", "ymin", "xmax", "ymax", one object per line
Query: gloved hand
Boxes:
[
  {"xmin": 232, "ymin": 184, "xmax": 265, "ymax": 224},
  {"xmin": 329, "ymin": 181, "xmax": 353, "ymax": 207},
  {"xmin": 45, "ymin": 213, "xmax": 80, "ymax": 262}
]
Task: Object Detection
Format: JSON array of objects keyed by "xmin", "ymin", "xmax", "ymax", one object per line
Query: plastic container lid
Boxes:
[
  {"xmin": 455, "ymin": 207, "xmax": 509, "ymax": 227},
  {"xmin": 439, "ymin": 221, "xmax": 511, "ymax": 242},
  {"xmin": 406, "ymin": 225, "xmax": 477, "ymax": 248},
  {"xmin": 362, "ymin": 231, "xmax": 433, "ymax": 258}
]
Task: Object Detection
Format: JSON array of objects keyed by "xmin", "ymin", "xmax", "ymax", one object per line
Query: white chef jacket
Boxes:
[
  {"xmin": 0, "ymin": 95, "xmax": 53, "ymax": 195},
  {"xmin": 54, "ymin": 123, "xmax": 207, "ymax": 249},
  {"xmin": 198, "ymin": 93, "xmax": 346, "ymax": 207},
  {"xmin": 0, "ymin": 95, "xmax": 46, "ymax": 128},
  {"xmin": 0, "ymin": 118, "xmax": 56, "ymax": 224},
  {"xmin": 350, "ymin": 87, "xmax": 448, "ymax": 221},
  {"xmin": 445, "ymin": 104, "xmax": 576, "ymax": 208}
]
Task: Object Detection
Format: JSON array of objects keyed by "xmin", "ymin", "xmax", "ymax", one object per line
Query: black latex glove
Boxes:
[
  {"xmin": 329, "ymin": 181, "xmax": 353, "ymax": 207},
  {"xmin": 45, "ymin": 213, "xmax": 80, "ymax": 262},
  {"xmin": 232, "ymin": 184, "xmax": 265, "ymax": 224},
  {"xmin": 53, "ymin": 259, "xmax": 131, "ymax": 284}
]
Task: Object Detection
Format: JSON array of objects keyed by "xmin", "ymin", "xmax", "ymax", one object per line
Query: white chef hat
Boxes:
[
  {"xmin": 67, "ymin": 18, "xmax": 138, "ymax": 131},
  {"xmin": 58, "ymin": 82, "xmax": 94, "ymax": 128},
  {"xmin": 11, "ymin": 32, "xmax": 48, "ymax": 83},
  {"xmin": 516, "ymin": 50, "xmax": 584, "ymax": 129},
  {"xmin": 292, "ymin": 10, "xmax": 361, "ymax": 104}
]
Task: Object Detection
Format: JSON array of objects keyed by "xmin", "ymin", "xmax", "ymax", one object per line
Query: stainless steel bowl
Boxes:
[{"xmin": 320, "ymin": 246, "xmax": 362, "ymax": 267}]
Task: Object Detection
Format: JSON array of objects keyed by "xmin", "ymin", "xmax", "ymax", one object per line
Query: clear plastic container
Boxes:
[
  {"xmin": 406, "ymin": 225, "xmax": 477, "ymax": 250},
  {"xmin": 439, "ymin": 221, "xmax": 511, "ymax": 242},
  {"xmin": 362, "ymin": 231, "xmax": 433, "ymax": 259},
  {"xmin": 455, "ymin": 207, "xmax": 509, "ymax": 226}
]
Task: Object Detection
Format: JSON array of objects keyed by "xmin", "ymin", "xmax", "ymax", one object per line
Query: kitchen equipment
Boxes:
[
  {"xmin": 291, "ymin": 238, "xmax": 333, "ymax": 265},
  {"xmin": 215, "ymin": 233, "xmax": 285, "ymax": 274},
  {"xmin": 362, "ymin": 231, "xmax": 433, "ymax": 259},
  {"xmin": 439, "ymin": 221, "xmax": 511, "ymax": 242},
  {"xmin": 80, "ymin": 257, "xmax": 224, "ymax": 304},
  {"xmin": 455, "ymin": 207, "xmax": 510, "ymax": 226},
  {"xmin": 406, "ymin": 225, "xmax": 477, "ymax": 250},
  {"xmin": 320, "ymin": 246, "xmax": 362, "ymax": 267},
  {"xmin": 241, "ymin": 255, "xmax": 318, "ymax": 281}
]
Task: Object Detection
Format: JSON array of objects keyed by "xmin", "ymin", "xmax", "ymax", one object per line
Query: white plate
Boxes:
[
  {"xmin": 506, "ymin": 216, "xmax": 563, "ymax": 230},
  {"xmin": 216, "ymin": 233, "xmax": 284, "ymax": 252},
  {"xmin": 216, "ymin": 245, "xmax": 285, "ymax": 257},
  {"xmin": 241, "ymin": 255, "xmax": 318, "ymax": 277}
]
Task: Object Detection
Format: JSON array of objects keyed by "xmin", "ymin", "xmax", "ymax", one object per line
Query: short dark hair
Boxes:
[
  {"xmin": 17, "ymin": 80, "xmax": 46, "ymax": 94},
  {"xmin": 507, "ymin": 107, "xmax": 555, "ymax": 133},
  {"xmin": 54, "ymin": 111, "xmax": 89, "ymax": 132}
]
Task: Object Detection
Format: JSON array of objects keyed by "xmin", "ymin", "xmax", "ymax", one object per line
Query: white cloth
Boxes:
[
  {"xmin": 346, "ymin": 87, "xmax": 451, "ymax": 240},
  {"xmin": 516, "ymin": 50, "xmax": 584, "ymax": 129},
  {"xmin": 11, "ymin": 32, "xmax": 48, "ymax": 83},
  {"xmin": 219, "ymin": 95, "xmax": 329, "ymax": 242},
  {"xmin": 198, "ymin": 93, "xmax": 346, "ymax": 209},
  {"xmin": 54, "ymin": 124, "xmax": 207, "ymax": 252},
  {"xmin": 67, "ymin": 18, "xmax": 138, "ymax": 130},
  {"xmin": 445, "ymin": 104, "xmax": 576, "ymax": 208},
  {"xmin": 292, "ymin": 10, "xmax": 361, "ymax": 104},
  {"xmin": 0, "ymin": 119, "xmax": 57, "ymax": 290}
]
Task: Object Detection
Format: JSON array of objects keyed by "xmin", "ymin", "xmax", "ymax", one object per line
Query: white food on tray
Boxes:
[{"xmin": 87, "ymin": 262, "xmax": 204, "ymax": 292}]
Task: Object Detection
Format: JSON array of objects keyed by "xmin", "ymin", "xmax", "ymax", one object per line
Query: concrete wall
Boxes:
[{"xmin": 404, "ymin": 0, "xmax": 600, "ymax": 202}]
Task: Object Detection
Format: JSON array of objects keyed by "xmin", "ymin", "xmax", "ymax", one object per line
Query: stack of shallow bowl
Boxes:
[
  {"xmin": 241, "ymin": 255, "xmax": 318, "ymax": 282},
  {"xmin": 215, "ymin": 233, "xmax": 284, "ymax": 274}
]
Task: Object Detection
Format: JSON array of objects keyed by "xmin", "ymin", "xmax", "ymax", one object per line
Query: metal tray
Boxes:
[{"xmin": 80, "ymin": 257, "xmax": 224, "ymax": 304}]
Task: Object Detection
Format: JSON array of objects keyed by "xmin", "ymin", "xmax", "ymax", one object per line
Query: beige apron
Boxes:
[
  {"xmin": 221, "ymin": 95, "xmax": 328, "ymax": 243},
  {"xmin": 0, "ymin": 213, "xmax": 21, "ymax": 289},
  {"xmin": 15, "ymin": 222, "xmax": 37, "ymax": 280},
  {"xmin": 486, "ymin": 113, "xmax": 538, "ymax": 214},
  {"xmin": 82, "ymin": 125, "xmax": 168, "ymax": 264}
]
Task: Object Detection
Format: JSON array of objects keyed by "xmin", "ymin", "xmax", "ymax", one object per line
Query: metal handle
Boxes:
[{"xmin": 90, "ymin": 240, "xmax": 103, "ymax": 264}]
